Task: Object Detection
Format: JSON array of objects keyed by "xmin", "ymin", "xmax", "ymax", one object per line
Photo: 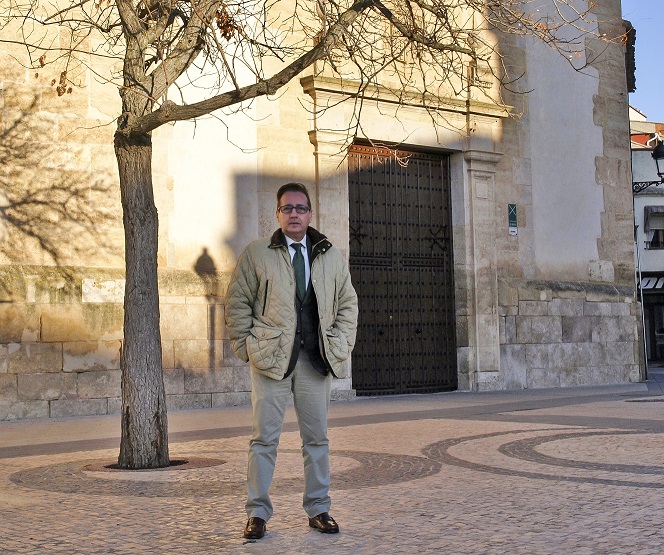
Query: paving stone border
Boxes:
[
  {"xmin": 82, "ymin": 457, "xmax": 226, "ymax": 472},
  {"xmin": 10, "ymin": 426, "xmax": 664, "ymax": 501},
  {"xmin": 497, "ymin": 430, "xmax": 664, "ymax": 475},
  {"xmin": 423, "ymin": 429, "xmax": 664, "ymax": 489},
  {"xmin": 9, "ymin": 449, "xmax": 442, "ymax": 498}
]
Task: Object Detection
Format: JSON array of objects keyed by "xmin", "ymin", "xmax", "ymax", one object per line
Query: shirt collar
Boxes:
[{"xmin": 285, "ymin": 235, "xmax": 307, "ymax": 249}]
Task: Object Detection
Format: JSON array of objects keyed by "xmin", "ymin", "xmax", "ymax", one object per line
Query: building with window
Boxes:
[
  {"xmin": 0, "ymin": 1, "xmax": 642, "ymax": 420},
  {"xmin": 631, "ymin": 107, "xmax": 664, "ymax": 363}
]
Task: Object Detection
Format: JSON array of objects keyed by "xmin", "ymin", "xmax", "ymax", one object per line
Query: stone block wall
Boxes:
[
  {"xmin": 0, "ymin": 265, "xmax": 355, "ymax": 420},
  {"xmin": 0, "ymin": 267, "xmax": 254, "ymax": 420},
  {"xmin": 497, "ymin": 279, "xmax": 642, "ymax": 390}
]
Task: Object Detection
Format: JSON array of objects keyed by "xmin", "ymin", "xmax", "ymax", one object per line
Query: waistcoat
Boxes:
[{"xmin": 286, "ymin": 250, "xmax": 328, "ymax": 377}]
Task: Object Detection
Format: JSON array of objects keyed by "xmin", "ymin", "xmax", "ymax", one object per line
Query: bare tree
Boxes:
[{"xmin": 0, "ymin": 0, "xmax": 623, "ymax": 468}]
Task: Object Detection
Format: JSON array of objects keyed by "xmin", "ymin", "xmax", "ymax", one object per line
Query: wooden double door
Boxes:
[{"xmin": 348, "ymin": 144, "xmax": 457, "ymax": 395}]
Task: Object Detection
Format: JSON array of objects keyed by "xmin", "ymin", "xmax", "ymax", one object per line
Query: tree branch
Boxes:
[
  {"xmin": 141, "ymin": 0, "xmax": 221, "ymax": 101},
  {"xmin": 120, "ymin": 0, "xmax": 377, "ymax": 136},
  {"xmin": 372, "ymin": 0, "xmax": 474, "ymax": 56}
]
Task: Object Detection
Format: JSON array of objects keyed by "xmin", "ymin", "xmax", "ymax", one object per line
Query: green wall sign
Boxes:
[{"xmin": 508, "ymin": 204, "xmax": 518, "ymax": 236}]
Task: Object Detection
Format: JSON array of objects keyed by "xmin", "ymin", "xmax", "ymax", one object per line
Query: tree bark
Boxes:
[{"xmin": 115, "ymin": 129, "xmax": 169, "ymax": 469}]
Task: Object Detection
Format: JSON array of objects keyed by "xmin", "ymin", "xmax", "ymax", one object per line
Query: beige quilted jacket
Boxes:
[{"xmin": 225, "ymin": 227, "xmax": 358, "ymax": 380}]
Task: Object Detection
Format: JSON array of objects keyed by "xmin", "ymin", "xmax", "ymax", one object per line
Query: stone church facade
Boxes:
[{"xmin": 0, "ymin": 0, "xmax": 640, "ymax": 419}]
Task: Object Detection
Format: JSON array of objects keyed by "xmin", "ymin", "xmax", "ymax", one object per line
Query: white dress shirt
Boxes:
[{"xmin": 285, "ymin": 235, "xmax": 311, "ymax": 289}]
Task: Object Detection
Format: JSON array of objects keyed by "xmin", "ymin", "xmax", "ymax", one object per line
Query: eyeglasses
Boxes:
[{"xmin": 277, "ymin": 204, "xmax": 311, "ymax": 214}]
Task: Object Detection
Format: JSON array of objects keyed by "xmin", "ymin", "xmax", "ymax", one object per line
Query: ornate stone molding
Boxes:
[
  {"xmin": 301, "ymin": 75, "xmax": 511, "ymax": 119},
  {"xmin": 464, "ymin": 150, "xmax": 504, "ymax": 172}
]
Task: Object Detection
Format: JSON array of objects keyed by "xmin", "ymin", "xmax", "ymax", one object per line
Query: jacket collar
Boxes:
[{"xmin": 269, "ymin": 227, "xmax": 332, "ymax": 259}]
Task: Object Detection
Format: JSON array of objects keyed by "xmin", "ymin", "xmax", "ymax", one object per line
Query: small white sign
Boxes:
[{"xmin": 82, "ymin": 279, "xmax": 125, "ymax": 303}]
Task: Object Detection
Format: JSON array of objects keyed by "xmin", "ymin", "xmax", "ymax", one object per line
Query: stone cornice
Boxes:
[
  {"xmin": 464, "ymin": 150, "xmax": 503, "ymax": 172},
  {"xmin": 300, "ymin": 75, "xmax": 511, "ymax": 120}
]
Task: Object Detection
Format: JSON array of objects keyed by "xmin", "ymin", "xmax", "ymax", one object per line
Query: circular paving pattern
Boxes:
[
  {"xmin": 82, "ymin": 457, "xmax": 227, "ymax": 472},
  {"xmin": 9, "ymin": 449, "xmax": 442, "ymax": 498},
  {"xmin": 11, "ymin": 428, "xmax": 664, "ymax": 497},
  {"xmin": 422, "ymin": 429, "xmax": 664, "ymax": 489}
]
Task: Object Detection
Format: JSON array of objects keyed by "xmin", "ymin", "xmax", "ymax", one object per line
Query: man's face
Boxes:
[{"xmin": 276, "ymin": 191, "xmax": 312, "ymax": 242}]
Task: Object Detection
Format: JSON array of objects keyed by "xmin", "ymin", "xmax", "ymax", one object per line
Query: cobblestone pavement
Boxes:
[{"xmin": 2, "ymin": 371, "xmax": 664, "ymax": 555}]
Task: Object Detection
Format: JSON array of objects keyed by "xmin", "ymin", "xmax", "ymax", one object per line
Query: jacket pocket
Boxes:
[
  {"xmin": 261, "ymin": 280, "xmax": 269, "ymax": 316},
  {"xmin": 246, "ymin": 323, "xmax": 283, "ymax": 371},
  {"xmin": 324, "ymin": 326, "xmax": 349, "ymax": 363}
]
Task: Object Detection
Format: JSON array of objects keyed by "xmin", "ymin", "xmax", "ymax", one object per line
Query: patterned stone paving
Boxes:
[
  {"xmin": 2, "ymin": 380, "xmax": 664, "ymax": 554},
  {"xmin": 424, "ymin": 429, "xmax": 664, "ymax": 488},
  {"xmin": 9, "ymin": 448, "xmax": 442, "ymax": 497}
]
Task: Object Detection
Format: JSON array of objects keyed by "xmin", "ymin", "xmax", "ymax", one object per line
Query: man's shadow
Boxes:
[{"xmin": 194, "ymin": 247, "xmax": 219, "ymax": 371}]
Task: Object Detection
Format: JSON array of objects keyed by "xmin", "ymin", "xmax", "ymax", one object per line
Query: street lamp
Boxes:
[{"xmin": 633, "ymin": 139, "xmax": 664, "ymax": 193}]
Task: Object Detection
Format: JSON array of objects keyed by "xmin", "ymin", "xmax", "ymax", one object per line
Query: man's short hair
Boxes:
[{"xmin": 276, "ymin": 183, "xmax": 311, "ymax": 208}]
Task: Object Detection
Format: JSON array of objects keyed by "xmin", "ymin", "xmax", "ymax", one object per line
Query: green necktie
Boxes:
[{"xmin": 292, "ymin": 243, "xmax": 306, "ymax": 301}]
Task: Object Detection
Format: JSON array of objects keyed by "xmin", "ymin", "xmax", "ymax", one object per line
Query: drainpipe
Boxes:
[{"xmin": 634, "ymin": 222, "xmax": 649, "ymax": 380}]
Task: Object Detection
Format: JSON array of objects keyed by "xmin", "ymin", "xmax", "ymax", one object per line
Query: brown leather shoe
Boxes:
[
  {"xmin": 243, "ymin": 517, "xmax": 266, "ymax": 539},
  {"xmin": 308, "ymin": 512, "xmax": 339, "ymax": 534}
]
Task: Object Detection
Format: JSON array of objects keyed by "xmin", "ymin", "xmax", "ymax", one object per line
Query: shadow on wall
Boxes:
[
  {"xmin": 0, "ymin": 97, "xmax": 122, "ymax": 268},
  {"xmin": 226, "ymin": 172, "xmax": 318, "ymax": 261},
  {"xmin": 224, "ymin": 172, "xmax": 261, "ymax": 264},
  {"xmin": 190, "ymin": 174, "xmax": 312, "ymax": 372}
]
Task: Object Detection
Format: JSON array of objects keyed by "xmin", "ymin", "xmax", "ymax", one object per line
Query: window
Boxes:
[
  {"xmin": 644, "ymin": 206, "xmax": 664, "ymax": 249},
  {"xmin": 647, "ymin": 229, "xmax": 664, "ymax": 249}
]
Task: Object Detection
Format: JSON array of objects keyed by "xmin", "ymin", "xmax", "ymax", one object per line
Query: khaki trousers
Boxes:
[{"xmin": 246, "ymin": 351, "xmax": 332, "ymax": 521}]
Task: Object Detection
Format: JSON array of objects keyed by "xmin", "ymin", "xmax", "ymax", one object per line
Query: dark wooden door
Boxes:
[{"xmin": 348, "ymin": 144, "xmax": 457, "ymax": 395}]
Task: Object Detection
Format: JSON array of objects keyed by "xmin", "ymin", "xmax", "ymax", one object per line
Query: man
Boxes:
[{"xmin": 225, "ymin": 182, "xmax": 358, "ymax": 540}]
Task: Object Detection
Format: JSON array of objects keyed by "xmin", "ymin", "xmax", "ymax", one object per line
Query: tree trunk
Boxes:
[{"xmin": 115, "ymin": 130, "xmax": 169, "ymax": 469}]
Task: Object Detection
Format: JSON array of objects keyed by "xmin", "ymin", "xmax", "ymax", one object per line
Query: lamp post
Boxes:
[
  {"xmin": 632, "ymin": 139, "xmax": 664, "ymax": 193},
  {"xmin": 632, "ymin": 137, "xmax": 664, "ymax": 380}
]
